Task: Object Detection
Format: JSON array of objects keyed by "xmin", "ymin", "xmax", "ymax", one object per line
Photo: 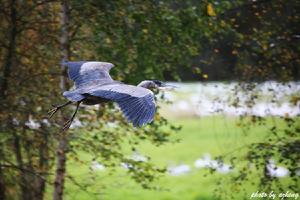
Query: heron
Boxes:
[{"xmin": 48, "ymin": 61, "xmax": 174, "ymax": 130}]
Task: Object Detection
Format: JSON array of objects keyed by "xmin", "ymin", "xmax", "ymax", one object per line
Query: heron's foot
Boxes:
[
  {"xmin": 48, "ymin": 106, "xmax": 60, "ymax": 118},
  {"xmin": 62, "ymin": 119, "xmax": 72, "ymax": 131}
]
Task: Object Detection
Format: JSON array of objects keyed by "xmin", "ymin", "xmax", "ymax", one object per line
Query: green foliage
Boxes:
[{"xmin": 1, "ymin": 0, "xmax": 185, "ymax": 198}]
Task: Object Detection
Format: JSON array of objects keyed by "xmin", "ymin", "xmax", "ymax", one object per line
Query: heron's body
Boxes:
[
  {"xmin": 49, "ymin": 61, "xmax": 168, "ymax": 129},
  {"xmin": 81, "ymin": 94, "xmax": 110, "ymax": 105}
]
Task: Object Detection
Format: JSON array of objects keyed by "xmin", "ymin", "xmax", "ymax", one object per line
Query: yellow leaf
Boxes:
[
  {"xmin": 207, "ymin": 3, "xmax": 216, "ymax": 17},
  {"xmin": 232, "ymin": 50, "xmax": 238, "ymax": 55},
  {"xmin": 167, "ymin": 36, "xmax": 172, "ymax": 44},
  {"xmin": 203, "ymin": 74, "xmax": 208, "ymax": 79},
  {"xmin": 262, "ymin": 44, "xmax": 268, "ymax": 50},
  {"xmin": 192, "ymin": 67, "xmax": 201, "ymax": 74},
  {"xmin": 220, "ymin": 20, "xmax": 226, "ymax": 27},
  {"xmin": 142, "ymin": 29, "xmax": 148, "ymax": 34},
  {"xmin": 105, "ymin": 38, "xmax": 111, "ymax": 44}
]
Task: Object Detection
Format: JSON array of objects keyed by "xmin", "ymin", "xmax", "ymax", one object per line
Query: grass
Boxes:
[{"xmin": 50, "ymin": 116, "xmax": 290, "ymax": 200}]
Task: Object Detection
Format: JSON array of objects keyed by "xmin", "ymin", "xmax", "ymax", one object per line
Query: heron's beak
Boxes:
[{"xmin": 158, "ymin": 83, "xmax": 178, "ymax": 91}]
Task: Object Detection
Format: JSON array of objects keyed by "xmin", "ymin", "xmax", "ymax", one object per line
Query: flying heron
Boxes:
[{"xmin": 48, "ymin": 61, "xmax": 175, "ymax": 130}]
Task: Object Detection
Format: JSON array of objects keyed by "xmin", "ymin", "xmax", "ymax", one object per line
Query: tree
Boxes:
[
  {"xmin": 193, "ymin": 0, "xmax": 300, "ymax": 198},
  {"xmin": 52, "ymin": 1, "xmax": 70, "ymax": 199},
  {"xmin": 0, "ymin": 0, "xmax": 181, "ymax": 199},
  {"xmin": 0, "ymin": 1, "xmax": 61, "ymax": 199}
]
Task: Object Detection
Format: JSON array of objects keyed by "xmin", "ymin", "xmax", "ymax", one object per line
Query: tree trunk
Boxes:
[
  {"xmin": 53, "ymin": 1, "xmax": 70, "ymax": 200},
  {"xmin": 0, "ymin": 0, "xmax": 17, "ymax": 98},
  {"xmin": 0, "ymin": 1, "xmax": 17, "ymax": 199},
  {"xmin": 53, "ymin": 135, "xmax": 68, "ymax": 200},
  {"xmin": 35, "ymin": 127, "xmax": 50, "ymax": 200},
  {"xmin": 13, "ymin": 131, "xmax": 31, "ymax": 200},
  {"xmin": 60, "ymin": 0, "xmax": 70, "ymax": 91},
  {"xmin": 0, "ymin": 152, "xmax": 5, "ymax": 200}
]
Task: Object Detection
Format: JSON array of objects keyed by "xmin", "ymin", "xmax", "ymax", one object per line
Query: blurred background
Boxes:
[{"xmin": 0, "ymin": 0, "xmax": 299, "ymax": 200}]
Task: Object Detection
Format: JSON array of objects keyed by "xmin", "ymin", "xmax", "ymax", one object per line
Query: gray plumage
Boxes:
[{"xmin": 60, "ymin": 61, "xmax": 159, "ymax": 127}]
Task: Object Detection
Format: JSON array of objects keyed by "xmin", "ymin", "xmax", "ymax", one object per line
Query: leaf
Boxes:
[
  {"xmin": 142, "ymin": 29, "xmax": 148, "ymax": 34},
  {"xmin": 207, "ymin": 3, "xmax": 216, "ymax": 17}
]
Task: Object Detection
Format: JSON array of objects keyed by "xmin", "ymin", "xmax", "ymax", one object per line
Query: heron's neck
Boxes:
[{"xmin": 137, "ymin": 80, "xmax": 154, "ymax": 89}]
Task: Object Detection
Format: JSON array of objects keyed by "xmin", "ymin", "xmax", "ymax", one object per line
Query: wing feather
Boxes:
[
  {"xmin": 121, "ymin": 98, "xmax": 146, "ymax": 126},
  {"xmin": 88, "ymin": 84, "xmax": 156, "ymax": 127},
  {"xmin": 135, "ymin": 106, "xmax": 149, "ymax": 127},
  {"xmin": 63, "ymin": 61, "xmax": 114, "ymax": 86},
  {"xmin": 131, "ymin": 101, "xmax": 147, "ymax": 126}
]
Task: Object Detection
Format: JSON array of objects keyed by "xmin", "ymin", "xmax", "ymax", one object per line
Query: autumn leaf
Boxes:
[
  {"xmin": 142, "ymin": 29, "xmax": 148, "ymax": 34},
  {"xmin": 207, "ymin": 3, "xmax": 216, "ymax": 17}
]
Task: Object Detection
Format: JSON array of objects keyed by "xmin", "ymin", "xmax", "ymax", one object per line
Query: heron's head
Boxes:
[{"xmin": 137, "ymin": 80, "xmax": 176, "ymax": 90}]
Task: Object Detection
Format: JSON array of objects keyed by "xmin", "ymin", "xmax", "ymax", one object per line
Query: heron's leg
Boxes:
[
  {"xmin": 48, "ymin": 101, "xmax": 72, "ymax": 118},
  {"xmin": 62, "ymin": 101, "xmax": 81, "ymax": 131}
]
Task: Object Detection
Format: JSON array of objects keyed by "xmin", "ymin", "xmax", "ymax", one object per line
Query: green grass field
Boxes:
[
  {"xmin": 44, "ymin": 116, "xmax": 296, "ymax": 200},
  {"xmin": 53, "ymin": 116, "xmax": 289, "ymax": 200}
]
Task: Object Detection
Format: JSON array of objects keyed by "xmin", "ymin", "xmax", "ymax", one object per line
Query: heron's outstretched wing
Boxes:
[
  {"xmin": 63, "ymin": 61, "xmax": 115, "ymax": 86},
  {"xmin": 88, "ymin": 83, "xmax": 156, "ymax": 127}
]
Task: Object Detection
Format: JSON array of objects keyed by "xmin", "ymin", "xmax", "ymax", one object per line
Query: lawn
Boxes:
[{"xmin": 51, "ymin": 116, "xmax": 289, "ymax": 200}]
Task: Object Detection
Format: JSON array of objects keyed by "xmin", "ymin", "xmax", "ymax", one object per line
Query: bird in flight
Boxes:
[{"xmin": 48, "ymin": 61, "xmax": 175, "ymax": 130}]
